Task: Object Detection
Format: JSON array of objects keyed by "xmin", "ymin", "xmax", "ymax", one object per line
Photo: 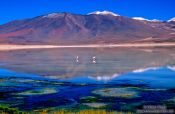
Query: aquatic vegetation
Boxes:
[
  {"xmin": 51, "ymin": 82, "xmax": 65, "ymax": 85},
  {"xmin": 0, "ymin": 105, "xmax": 134, "ymax": 114},
  {"xmin": 164, "ymin": 96, "xmax": 175, "ymax": 107},
  {"xmin": 0, "ymin": 78, "xmax": 5, "ymax": 82},
  {"xmin": 80, "ymin": 96, "xmax": 98, "ymax": 103},
  {"xmin": 168, "ymin": 97, "xmax": 175, "ymax": 102},
  {"xmin": 0, "ymin": 105, "xmax": 25, "ymax": 114},
  {"xmin": 120, "ymin": 102, "xmax": 142, "ymax": 112},
  {"xmin": 37, "ymin": 109, "xmax": 133, "ymax": 114},
  {"xmin": 142, "ymin": 88, "xmax": 166, "ymax": 91},
  {"xmin": 92, "ymin": 87, "xmax": 139, "ymax": 98},
  {"xmin": 17, "ymin": 88, "xmax": 57, "ymax": 96},
  {"xmin": 0, "ymin": 81, "xmax": 19, "ymax": 86},
  {"xmin": 82, "ymin": 103, "xmax": 107, "ymax": 108},
  {"xmin": 76, "ymin": 83, "xmax": 88, "ymax": 86}
]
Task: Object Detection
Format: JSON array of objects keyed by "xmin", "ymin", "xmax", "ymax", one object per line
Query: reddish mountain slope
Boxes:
[{"xmin": 0, "ymin": 12, "xmax": 174, "ymax": 45}]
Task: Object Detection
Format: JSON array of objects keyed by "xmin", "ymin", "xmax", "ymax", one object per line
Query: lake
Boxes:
[{"xmin": 0, "ymin": 47, "xmax": 175, "ymax": 113}]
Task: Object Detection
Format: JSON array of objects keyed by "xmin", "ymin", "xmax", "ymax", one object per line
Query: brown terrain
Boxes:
[{"xmin": 0, "ymin": 12, "xmax": 174, "ymax": 45}]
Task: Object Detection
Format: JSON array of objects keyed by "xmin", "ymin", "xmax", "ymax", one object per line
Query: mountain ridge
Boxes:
[{"xmin": 0, "ymin": 11, "xmax": 174, "ymax": 45}]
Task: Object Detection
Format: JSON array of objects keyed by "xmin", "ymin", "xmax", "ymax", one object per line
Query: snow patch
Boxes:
[
  {"xmin": 168, "ymin": 17, "xmax": 175, "ymax": 22},
  {"xmin": 43, "ymin": 13, "xmax": 63, "ymax": 18},
  {"xmin": 133, "ymin": 17, "xmax": 149, "ymax": 21},
  {"xmin": 133, "ymin": 17, "xmax": 161, "ymax": 22},
  {"xmin": 151, "ymin": 19, "xmax": 161, "ymax": 22},
  {"xmin": 88, "ymin": 11, "xmax": 120, "ymax": 17}
]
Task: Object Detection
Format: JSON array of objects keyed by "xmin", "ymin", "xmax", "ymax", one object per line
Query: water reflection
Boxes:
[{"xmin": 0, "ymin": 47, "xmax": 175, "ymax": 79}]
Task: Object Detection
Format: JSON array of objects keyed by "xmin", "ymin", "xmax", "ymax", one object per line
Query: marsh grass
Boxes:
[
  {"xmin": 0, "ymin": 104, "xmax": 134, "ymax": 114},
  {"xmin": 38, "ymin": 109, "xmax": 134, "ymax": 114},
  {"xmin": 0, "ymin": 105, "xmax": 25, "ymax": 114}
]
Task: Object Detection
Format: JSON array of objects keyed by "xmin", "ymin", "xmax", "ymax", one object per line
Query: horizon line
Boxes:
[{"xmin": 0, "ymin": 10, "xmax": 174, "ymax": 25}]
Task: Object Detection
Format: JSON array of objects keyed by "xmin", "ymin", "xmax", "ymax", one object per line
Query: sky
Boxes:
[{"xmin": 0, "ymin": 0, "xmax": 175, "ymax": 24}]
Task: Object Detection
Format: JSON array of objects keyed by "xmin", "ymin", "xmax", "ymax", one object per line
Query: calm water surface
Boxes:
[{"xmin": 0, "ymin": 47, "xmax": 175, "ymax": 113}]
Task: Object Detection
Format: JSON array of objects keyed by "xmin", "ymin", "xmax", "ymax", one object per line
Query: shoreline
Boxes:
[{"xmin": 0, "ymin": 43, "xmax": 175, "ymax": 51}]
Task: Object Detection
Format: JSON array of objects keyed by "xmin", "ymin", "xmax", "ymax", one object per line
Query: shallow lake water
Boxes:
[{"xmin": 0, "ymin": 47, "xmax": 175, "ymax": 113}]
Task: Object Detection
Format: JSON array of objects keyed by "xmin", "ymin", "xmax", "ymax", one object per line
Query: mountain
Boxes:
[
  {"xmin": 168, "ymin": 17, "xmax": 175, "ymax": 22},
  {"xmin": 0, "ymin": 11, "xmax": 174, "ymax": 45},
  {"xmin": 132, "ymin": 17, "xmax": 161, "ymax": 22}
]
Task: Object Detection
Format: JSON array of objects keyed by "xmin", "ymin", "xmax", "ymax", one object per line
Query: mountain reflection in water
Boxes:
[{"xmin": 0, "ymin": 47, "xmax": 175, "ymax": 79}]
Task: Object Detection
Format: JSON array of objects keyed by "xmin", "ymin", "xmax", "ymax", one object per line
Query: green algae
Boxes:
[
  {"xmin": 80, "ymin": 96, "xmax": 98, "ymax": 103},
  {"xmin": 33, "ymin": 106, "xmax": 126, "ymax": 114},
  {"xmin": 0, "ymin": 105, "xmax": 25, "ymax": 114},
  {"xmin": 82, "ymin": 103, "xmax": 108, "ymax": 108},
  {"xmin": 142, "ymin": 88, "xmax": 166, "ymax": 91},
  {"xmin": 92, "ymin": 87, "xmax": 139, "ymax": 98},
  {"xmin": 120, "ymin": 102, "xmax": 143, "ymax": 112},
  {"xmin": 17, "ymin": 88, "xmax": 57, "ymax": 96},
  {"xmin": 163, "ymin": 96, "xmax": 175, "ymax": 108},
  {"xmin": 0, "ymin": 78, "xmax": 5, "ymax": 82}
]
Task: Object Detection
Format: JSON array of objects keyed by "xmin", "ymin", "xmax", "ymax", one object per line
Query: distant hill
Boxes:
[{"xmin": 0, "ymin": 11, "xmax": 174, "ymax": 45}]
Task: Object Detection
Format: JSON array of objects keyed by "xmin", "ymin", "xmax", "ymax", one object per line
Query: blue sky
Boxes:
[{"xmin": 0, "ymin": 0, "xmax": 174, "ymax": 24}]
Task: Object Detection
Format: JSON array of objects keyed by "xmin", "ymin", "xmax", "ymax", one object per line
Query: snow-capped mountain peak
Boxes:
[
  {"xmin": 43, "ymin": 13, "xmax": 64, "ymax": 18},
  {"xmin": 132, "ymin": 17, "xmax": 149, "ymax": 21},
  {"xmin": 150, "ymin": 19, "xmax": 161, "ymax": 22},
  {"xmin": 133, "ymin": 17, "xmax": 161, "ymax": 22},
  {"xmin": 168, "ymin": 17, "xmax": 175, "ymax": 22},
  {"xmin": 88, "ymin": 11, "xmax": 120, "ymax": 16}
]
